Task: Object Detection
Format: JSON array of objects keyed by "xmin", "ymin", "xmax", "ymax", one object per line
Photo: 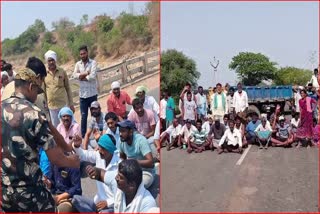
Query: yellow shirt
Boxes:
[
  {"xmin": 2, "ymin": 81, "xmax": 51, "ymax": 121},
  {"xmin": 44, "ymin": 67, "xmax": 73, "ymax": 109}
]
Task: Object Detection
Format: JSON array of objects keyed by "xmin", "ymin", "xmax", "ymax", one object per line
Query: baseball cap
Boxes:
[
  {"xmin": 15, "ymin": 69, "xmax": 44, "ymax": 94},
  {"xmin": 90, "ymin": 101, "xmax": 100, "ymax": 109},
  {"xmin": 117, "ymin": 120, "xmax": 136, "ymax": 129}
]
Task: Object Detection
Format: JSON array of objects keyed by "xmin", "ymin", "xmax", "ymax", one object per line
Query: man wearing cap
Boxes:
[
  {"xmin": 83, "ymin": 101, "xmax": 107, "ymax": 150},
  {"xmin": 107, "ymin": 81, "xmax": 132, "ymax": 119},
  {"xmin": 72, "ymin": 134, "xmax": 121, "ymax": 212},
  {"xmin": 134, "ymin": 85, "xmax": 159, "ymax": 122},
  {"xmin": 271, "ymin": 111, "xmax": 294, "ymax": 147},
  {"xmin": 117, "ymin": 120, "xmax": 155, "ymax": 189},
  {"xmin": 44, "ymin": 50, "xmax": 74, "ymax": 127},
  {"xmin": 2, "ymin": 69, "xmax": 80, "ymax": 212},
  {"xmin": 2, "ymin": 57, "xmax": 51, "ymax": 122},
  {"xmin": 72, "ymin": 45, "xmax": 98, "ymax": 138},
  {"xmin": 206, "ymin": 115, "xmax": 227, "ymax": 151}
]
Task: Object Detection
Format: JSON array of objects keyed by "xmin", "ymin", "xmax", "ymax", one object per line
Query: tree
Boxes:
[
  {"xmin": 80, "ymin": 14, "xmax": 89, "ymax": 26},
  {"xmin": 274, "ymin": 67, "xmax": 312, "ymax": 86},
  {"xmin": 52, "ymin": 17, "xmax": 75, "ymax": 31},
  {"xmin": 161, "ymin": 49, "xmax": 200, "ymax": 101},
  {"xmin": 96, "ymin": 16, "xmax": 114, "ymax": 33},
  {"xmin": 229, "ymin": 52, "xmax": 277, "ymax": 86}
]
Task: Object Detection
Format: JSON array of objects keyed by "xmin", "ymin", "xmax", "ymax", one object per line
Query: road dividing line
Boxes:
[{"xmin": 236, "ymin": 145, "xmax": 252, "ymax": 166}]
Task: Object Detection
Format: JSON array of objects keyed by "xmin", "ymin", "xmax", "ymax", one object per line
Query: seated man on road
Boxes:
[
  {"xmin": 290, "ymin": 112, "xmax": 300, "ymax": 137},
  {"xmin": 217, "ymin": 120, "xmax": 243, "ymax": 154},
  {"xmin": 245, "ymin": 112, "xmax": 261, "ymax": 145},
  {"xmin": 128, "ymin": 98, "xmax": 157, "ymax": 157},
  {"xmin": 206, "ymin": 115, "xmax": 226, "ymax": 151},
  {"xmin": 160, "ymin": 118, "xmax": 182, "ymax": 151},
  {"xmin": 235, "ymin": 116, "xmax": 248, "ymax": 147},
  {"xmin": 134, "ymin": 85, "xmax": 160, "ymax": 122},
  {"xmin": 83, "ymin": 101, "xmax": 107, "ymax": 150},
  {"xmin": 118, "ymin": 120, "xmax": 155, "ymax": 189},
  {"xmin": 86, "ymin": 159, "xmax": 158, "ymax": 213},
  {"xmin": 223, "ymin": 114, "xmax": 229, "ymax": 129},
  {"xmin": 45, "ymin": 160, "xmax": 82, "ymax": 212},
  {"xmin": 107, "ymin": 81, "xmax": 132, "ymax": 120},
  {"xmin": 179, "ymin": 119, "xmax": 197, "ymax": 150},
  {"xmin": 255, "ymin": 117, "xmax": 272, "ymax": 149},
  {"xmin": 72, "ymin": 134, "xmax": 121, "ymax": 213},
  {"xmin": 57, "ymin": 107, "xmax": 81, "ymax": 144},
  {"xmin": 202, "ymin": 115, "xmax": 214, "ymax": 134},
  {"xmin": 188, "ymin": 119, "xmax": 210, "ymax": 153},
  {"xmin": 102, "ymin": 112, "xmax": 121, "ymax": 150},
  {"xmin": 271, "ymin": 112, "xmax": 294, "ymax": 147}
]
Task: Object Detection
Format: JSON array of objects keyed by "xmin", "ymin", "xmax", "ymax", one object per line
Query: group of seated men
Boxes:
[{"xmin": 38, "ymin": 82, "xmax": 160, "ymax": 213}]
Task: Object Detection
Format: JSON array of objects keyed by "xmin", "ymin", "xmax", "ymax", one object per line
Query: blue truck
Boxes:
[
  {"xmin": 241, "ymin": 85, "xmax": 293, "ymax": 116},
  {"xmin": 204, "ymin": 85, "xmax": 293, "ymax": 117}
]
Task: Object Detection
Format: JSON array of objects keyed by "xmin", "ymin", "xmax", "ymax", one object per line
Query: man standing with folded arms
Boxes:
[{"xmin": 73, "ymin": 45, "xmax": 98, "ymax": 138}]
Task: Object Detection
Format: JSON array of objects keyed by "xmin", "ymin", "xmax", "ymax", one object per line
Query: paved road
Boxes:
[
  {"xmin": 161, "ymin": 144, "xmax": 318, "ymax": 212},
  {"xmin": 81, "ymin": 87, "xmax": 160, "ymax": 205}
]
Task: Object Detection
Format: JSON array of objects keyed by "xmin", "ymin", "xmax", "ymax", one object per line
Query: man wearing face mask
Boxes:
[{"xmin": 83, "ymin": 101, "xmax": 107, "ymax": 150}]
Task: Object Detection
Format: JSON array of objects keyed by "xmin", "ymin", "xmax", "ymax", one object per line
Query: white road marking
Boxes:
[{"xmin": 236, "ymin": 145, "xmax": 252, "ymax": 166}]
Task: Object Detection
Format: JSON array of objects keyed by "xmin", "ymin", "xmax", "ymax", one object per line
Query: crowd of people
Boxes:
[
  {"xmin": 1, "ymin": 45, "xmax": 159, "ymax": 212},
  {"xmin": 160, "ymin": 74, "xmax": 320, "ymax": 154}
]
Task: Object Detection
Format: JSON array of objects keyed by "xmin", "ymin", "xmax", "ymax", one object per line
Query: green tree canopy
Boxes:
[
  {"xmin": 161, "ymin": 49, "xmax": 200, "ymax": 100},
  {"xmin": 274, "ymin": 67, "xmax": 312, "ymax": 86},
  {"xmin": 229, "ymin": 52, "xmax": 277, "ymax": 86}
]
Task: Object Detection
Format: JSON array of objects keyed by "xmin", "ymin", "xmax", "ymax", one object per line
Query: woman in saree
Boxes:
[{"xmin": 296, "ymin": 89, "xmax": 317, "ymax": 147}]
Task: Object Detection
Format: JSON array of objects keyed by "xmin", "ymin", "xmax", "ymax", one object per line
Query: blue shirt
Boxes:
[
  {"xmin": 39, "ymin": 148, "xmax": 51, "ymax": 177},
  {"xmin": 119, "ymin": 132, "xmax": 154, "ymax": 174},
  {"xmin": 246, "ymin": 120, "xmax": 261, "ymax": 137},
  {"xmin": 48, "ymin": 164, "xmax": 82, "ymax": 198}
]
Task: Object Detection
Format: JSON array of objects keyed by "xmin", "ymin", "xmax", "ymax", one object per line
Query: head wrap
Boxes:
[
  {"xmin": 44, "ymin": 50, "xmax": 57, "ymax": 62},
  {"xmin": 111, "ymin": 81, "xmax": 121, "ymax": 90},
  {"xmin": 58, "ymin": 107, "xmax": 75, "ymax": 122},
  {"xmin": 98, "ymin": 134, "xmax": 117, "ymax": 154},
  {"xmin": 135, "ymin": 85, "xmax": 148, "ymax": 94}
]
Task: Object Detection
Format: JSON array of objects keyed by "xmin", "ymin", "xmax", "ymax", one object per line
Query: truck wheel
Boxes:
[{"xmin": 247, "ymin": 105, "xmax": 260, "ymax": 117}]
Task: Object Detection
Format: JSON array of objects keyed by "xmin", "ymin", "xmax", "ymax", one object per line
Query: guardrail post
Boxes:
[
  {"xmin": 120, "ymin": 60, "xmax": 128, "ymax": 84},
  {"xmin": 142, "ymin": 53, "xmax": 148, "ymax": 74}
]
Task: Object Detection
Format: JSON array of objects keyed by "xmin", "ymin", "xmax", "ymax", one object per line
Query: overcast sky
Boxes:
[{"xmin": 161, "ymin": 2, "xmax": 319, "ymax": 88}]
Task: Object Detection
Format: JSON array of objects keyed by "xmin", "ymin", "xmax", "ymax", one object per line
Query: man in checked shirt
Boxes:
[{"xmin": 73, "ymin": 45, "xmax": 99, "ymax": 138}]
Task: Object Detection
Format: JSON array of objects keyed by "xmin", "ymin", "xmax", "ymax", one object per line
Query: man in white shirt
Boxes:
[
  {"xmin": 217, "ymin": 120, "xmax": 243, "ymax": 154},
  {"xmin": 160, "ymin": 118, "xmax": 182, "ymax": 151},
  {"xmin": 211, "ymin": 83, "xmax": 228, "ymax": 123},
  {"xmin": 85, "ymin": 159, "xmax": 158, "ymax": 213},
  {"xmin": 72, "ymin": 134, "xmax": 121, "ymax": 213},
  {"xmin": 202, "ymin": 115, "xmax": 213, "ymax": 134},
  {"xmin": 233, "ymin": 83, "xmax": 249, "ymax": 114},
  {"xmin": 179, "ymin": 119, "xmax": 197, "ymax": 150},
  {"xmin": 160, "ymin": 92, "xmax": 167, "ymax": 132},
  {"xmin": 72, "ymin": 45, "xmax": 99, "ymax": 138},
  {"xmin": 255, "ymin": 117, "xmax": 272, "ymax": 149},
  {"xmin": 310, "ymin": 68, "xmax": 319, "ymax": 90},
  {"xmin": 182, "ymin": 91, "xmax": 197, "ymax": 124}
]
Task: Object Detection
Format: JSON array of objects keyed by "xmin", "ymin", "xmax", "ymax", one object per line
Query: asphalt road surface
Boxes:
[
  {"xmin": 161, "ymin": 143, "xmax": 318, "ymax": 212},
  {"xmin": 81, "ymin": 87, "xmax": 160, "ymax": 205}
]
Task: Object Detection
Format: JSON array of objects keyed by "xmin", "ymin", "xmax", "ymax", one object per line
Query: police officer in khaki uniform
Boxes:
[{"xmin": 2, "ymin": 68, "xmax": 80, "ymax": 212}]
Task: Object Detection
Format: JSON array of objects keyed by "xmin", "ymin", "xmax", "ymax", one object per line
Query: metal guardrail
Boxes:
[{"xmin": 69, "ymin": 50, "xmax": 159, "ymax": 104}]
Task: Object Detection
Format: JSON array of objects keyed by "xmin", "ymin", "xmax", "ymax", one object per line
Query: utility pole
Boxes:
[{"xmin": 210, "ymin": 56, "xmax": 219, "ymax": 84}]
